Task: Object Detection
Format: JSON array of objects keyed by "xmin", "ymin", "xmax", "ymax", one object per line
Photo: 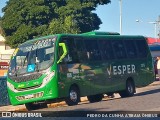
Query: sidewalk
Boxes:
[{"xmin": 0, "ymin": 80, "xmax": 159, "ymax": 111}]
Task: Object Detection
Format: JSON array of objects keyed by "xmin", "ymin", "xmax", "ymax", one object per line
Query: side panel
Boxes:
[
  {"xmin": 134, "ymin": 39, "xmax": 155, "ymax": 87},
  {"xmin": 56, "ymin": 35, "xmax": 155, "ymax": 99}
]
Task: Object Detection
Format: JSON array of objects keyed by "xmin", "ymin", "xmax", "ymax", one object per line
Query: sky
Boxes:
[{"xmin": 0, "ymin": 0, "xmax": 160, "ymax": 38}]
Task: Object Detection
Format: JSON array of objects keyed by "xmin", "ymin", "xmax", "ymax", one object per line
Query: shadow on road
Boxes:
[{"xmin": 135, "ymin": 88, "xmax": 160, "ymax": 97}]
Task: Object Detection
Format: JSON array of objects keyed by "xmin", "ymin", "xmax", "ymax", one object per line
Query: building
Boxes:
[
  {"xmin": 147, "ymin": 37, "xmax": 160, "ymax": 44},
  {"xmin": 0, "ymin": 34, "xmax": 15, "ymax": 77},
  {"xmin": 0, "ymin": 34, "xmax": 15, "ymax": 63}
]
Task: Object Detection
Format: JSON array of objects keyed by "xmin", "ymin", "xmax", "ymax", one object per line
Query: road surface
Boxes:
[{"xmin": 32, "ymin": 84, "xmax": 160, "ymax": 119}]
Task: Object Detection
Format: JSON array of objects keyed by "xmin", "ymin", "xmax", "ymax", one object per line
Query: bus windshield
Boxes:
[{"xmin": 8, "ymin": 38, "xmax": 55, "ymax": 76}]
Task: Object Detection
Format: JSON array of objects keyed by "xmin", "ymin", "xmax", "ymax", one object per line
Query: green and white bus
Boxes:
[{"xmin": 7, "ymin": 32, "xmax": 155, "ymax": 110}]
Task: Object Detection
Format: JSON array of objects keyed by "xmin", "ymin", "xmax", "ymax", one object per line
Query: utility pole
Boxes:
[
  {"xmin": 158, "ymin": 15, "xmax": 160, "ymax": 38},
  {"xmin": 119, "ymin": 0, "xmax": 122, "ymax": 35}
]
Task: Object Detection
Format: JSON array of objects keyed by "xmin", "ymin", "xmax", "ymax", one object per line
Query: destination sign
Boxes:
[{"xmin": 21, "ymin": 37, "xmax": 56, "ymax": 52}]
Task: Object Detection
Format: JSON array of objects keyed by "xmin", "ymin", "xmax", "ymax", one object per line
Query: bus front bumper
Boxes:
[{"xmin": 7, "ymin": 82, "xmax": 58, "ymax": 106}]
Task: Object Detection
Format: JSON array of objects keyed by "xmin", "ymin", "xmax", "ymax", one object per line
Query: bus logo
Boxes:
[{"xmin": 107, "ymin": 64, "xmax": 136, "ymax": 75}]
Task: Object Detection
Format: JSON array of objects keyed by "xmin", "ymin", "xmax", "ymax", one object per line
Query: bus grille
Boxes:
[
  {"xmin": 15, "ymin": 84, "xmax": 42, "ymax": 91},
  {"xmin": 9, "ymin": 73, "xmax": 43, "ymax": 83},
  {"xmin": 16, "ymin": 92, "xmax": 43, "ymax": 101}
]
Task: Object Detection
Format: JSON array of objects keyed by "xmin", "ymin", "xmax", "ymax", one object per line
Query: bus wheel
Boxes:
[
  {"xmin": 87, "ymin": 94, "xmax": 103, "ymax": 103},
  {"xmin": 119, "ymin": 80, "xmax": 135, "ymax": 98},
  {"xmin": 25, "ymin": 103, "xmax": 48, "ymax": 111},
  {"xmin": 65, "ymin": 86, "xmax": 80, "ymax": 106}
]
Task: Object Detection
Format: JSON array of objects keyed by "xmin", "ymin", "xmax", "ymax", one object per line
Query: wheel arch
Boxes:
[
  {"xmin": 65, "ymin": 83, "xmax": 81, "ymax": 105},
  {"xmin": 69, "ymin": 83, "xmax": 80, "ymax": 96}
]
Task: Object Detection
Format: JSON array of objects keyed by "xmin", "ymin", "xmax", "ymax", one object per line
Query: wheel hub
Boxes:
[
  {"xmin": 70, "ymin": 90, "xmax": 77, "ymax": 102},
  {"xmin": 128, "ymin": 83, "xmax": 133, "ymax": 93}
]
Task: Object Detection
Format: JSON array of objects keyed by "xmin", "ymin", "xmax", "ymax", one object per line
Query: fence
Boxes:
[{"xmin": 0, "ymin": 77, "xmax": 10, "ymax": 106}]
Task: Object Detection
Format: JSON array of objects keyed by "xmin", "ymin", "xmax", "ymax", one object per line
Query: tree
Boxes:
[{"xmin": 1, "ymin": 0, "xmax": 110, "ymax": 48}]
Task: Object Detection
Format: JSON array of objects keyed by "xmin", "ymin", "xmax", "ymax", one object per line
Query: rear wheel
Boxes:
[
  {"xmin": 25, "ymin": 103, "xmax": 47, "ymax": 111},
  {"xmin": 87, "ymin": 94, "xmax": 103, "ymax": 103},
  {"xmin": 119, "ymin": 80, "xmax": 135, "ymax": 98},
  {"xmin": 65, "ymin": 86, "xmax": 80, "ymax": 106}
]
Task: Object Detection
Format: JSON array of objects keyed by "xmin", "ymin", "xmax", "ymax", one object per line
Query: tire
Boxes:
[
  {"xmin": 87, "ymin": 94, "xmax": 103, "ymax": 103},
  {"xmin": 65, "ymin": 86, "xmax": 80, "ymax": 106},
  {"xmin": 119, "ymin": 80, "xmax": 135, "ymax": 98},
  {"xmin": 25, "ymin": 103, "xmax": 48, "ymax": 111}
]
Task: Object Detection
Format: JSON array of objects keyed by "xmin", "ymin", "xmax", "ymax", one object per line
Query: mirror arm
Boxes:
[{"xmin": 57, "ymin": 43, "xmax": 67, "ymax": 64}]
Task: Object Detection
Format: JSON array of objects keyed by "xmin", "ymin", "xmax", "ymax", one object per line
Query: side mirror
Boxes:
[{"xmin": 57, "ymin": 43, "xmax": 67, "ymax": 64}]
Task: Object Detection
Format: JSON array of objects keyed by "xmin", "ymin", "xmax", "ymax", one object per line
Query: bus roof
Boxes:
[
  {"xmin": 81, "ymin": 31, "xmax": 120, "ymax": 35},
  {"xmin": 19, "ymin": 32, "xmax": 145, "ymax": 47}
]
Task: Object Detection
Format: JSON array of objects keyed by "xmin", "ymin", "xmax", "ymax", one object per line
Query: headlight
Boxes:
[
  {"xmin": 7, "ymin": 81, "xmax": 15, "ymax": 91},
  {"xmin": 41, "ymin": 71, "xmax": 55, "ymax": 87}
]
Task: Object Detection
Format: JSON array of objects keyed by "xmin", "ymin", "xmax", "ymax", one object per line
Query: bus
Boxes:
[
  {"xmin": 7, "ymin": 31, "xmax": 155, "ymax": 110},
  {"xmin": 149, "ymin": 43, "xmax": 160, "ymax": 75}
]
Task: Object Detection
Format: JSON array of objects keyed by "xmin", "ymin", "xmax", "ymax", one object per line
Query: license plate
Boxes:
[{"xmin": 25, "ymin": 94, "xmax": 33, "ymax": 99}]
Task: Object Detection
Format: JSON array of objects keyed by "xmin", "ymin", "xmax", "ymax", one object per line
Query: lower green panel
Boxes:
[{"xmin": 8, "ymin": 80, "xmax": 58, "ymax": 105}]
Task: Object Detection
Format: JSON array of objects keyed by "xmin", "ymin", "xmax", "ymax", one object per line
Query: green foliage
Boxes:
[{"xmin": 1, "ymin": 0, "xmax": 110, "ymax": 48}]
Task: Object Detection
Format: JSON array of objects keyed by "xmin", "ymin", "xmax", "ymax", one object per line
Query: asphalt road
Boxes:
[
  {"xmin": 1, "ymin": 84, "xmax": 160, "ymax": 120},
  {"xmin": 31, "ymin": 84, "xmax": 160, "ymax": 120},
  {"xmin": 28, "ymin": 84, "xmax": 160, "ymax": 120},
  {"xmin": 35, "ymin": 85, "xmax": 160, "ymax": 112}
]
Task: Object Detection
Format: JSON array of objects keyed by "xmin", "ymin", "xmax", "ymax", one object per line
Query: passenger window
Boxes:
[
  {"xmin": 111, "ymin": 40, "xmax": 127, "ymax": 59},
  {"xmin": 84, "ymin": 39, "xmax": 102, "ymax": 61},
  {"xmin": 135, "ymin": 40, "xmax": 147, "ymax": 58},
  {"xmin": 124, "ymin": 40, "xmax": 137, "ymax": 58},
  {"xmin": 74, "ymin": 39, "xmax": 88, "ymax": 62},
  {"xmin": 99, "ymin": 40, "xmax": 115, "ymax": 60},
  {"xmin": 60, "ymin": 38, "xmax": 79, "ymax": 63}
]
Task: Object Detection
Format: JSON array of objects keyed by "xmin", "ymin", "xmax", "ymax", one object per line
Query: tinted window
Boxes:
[
  {"xmin": 61, "ymin": 38, "xmax": 79, "ymax": 63},
  {"xmin": 111, "ymin": 40, "xmax": 127, "ymax": 59},
  {"xmin": 135, "ymin": 40, "xmax": 147, "ymax": 58},
  {"xmin": 124, "ymin": 40, "xmax": 137, "ymax": 58},
  {"xmin": 84, "ymin": 39, "xmax": 102, "ymax": 61},
  {"xmin": 98, "ymin": 40, "xmax": 115, "ymax": 60},
  {"xmin": 74, "ymin": 39, "xmax": 88, "ymax": 62}
]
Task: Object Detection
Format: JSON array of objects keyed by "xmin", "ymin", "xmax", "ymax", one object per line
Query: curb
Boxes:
[
  {"xmin": 0, "ymin": 81, "xmax": 160, "ymax": 111},
  {"xmin": 149, "ymin": 80, "xmax": 160, "ymax": 86}
]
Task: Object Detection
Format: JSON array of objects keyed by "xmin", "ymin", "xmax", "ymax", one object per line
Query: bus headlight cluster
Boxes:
[
  {"xmin": 7, "ymin": 81, "xmax": 15, "ymax": 91},
  {"xmin": 41, "ymin": 71, "xmax": 55, "ymax": 87}
]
